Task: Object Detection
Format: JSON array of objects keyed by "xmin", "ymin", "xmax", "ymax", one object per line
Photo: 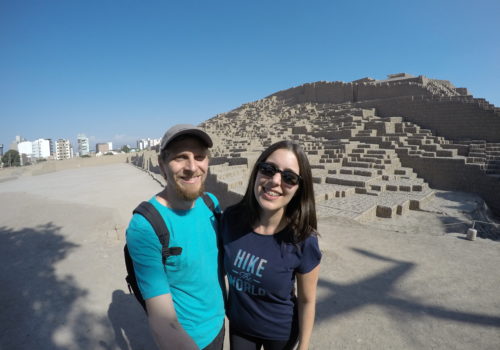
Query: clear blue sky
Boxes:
[{"xmin": 1, "ymin": 0, "xmax": 499, "ymax": 149}]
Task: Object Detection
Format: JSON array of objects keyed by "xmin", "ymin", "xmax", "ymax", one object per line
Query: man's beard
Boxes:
[{"xmin": 174, "ymin": 180, "xmax": 205, "ymax": 201}]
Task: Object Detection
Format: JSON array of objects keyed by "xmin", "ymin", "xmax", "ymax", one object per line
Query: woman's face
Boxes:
[{"xmin": 253, "ymin": 148, "xmax": 300, "ymax": 217}]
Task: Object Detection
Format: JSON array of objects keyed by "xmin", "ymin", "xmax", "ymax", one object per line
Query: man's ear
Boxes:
[{"xmin": 158, "ymin": 156, "xmax": 167, "ymax": 179}]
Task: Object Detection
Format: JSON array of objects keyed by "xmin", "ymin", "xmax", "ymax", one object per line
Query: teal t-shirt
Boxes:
[{"xmin": 126, "ymin": 193, "xmax": 224, "ymax": 349}]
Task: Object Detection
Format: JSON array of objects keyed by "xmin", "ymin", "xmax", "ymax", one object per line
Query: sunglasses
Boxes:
[{"xmin": 257, "ymin": 162, "xmax": 301, "ymax": 186}]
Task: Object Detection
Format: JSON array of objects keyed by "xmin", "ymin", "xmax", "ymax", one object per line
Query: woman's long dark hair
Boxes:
[{"xmin": 230, "ymin": 140, "xmax": 317, "ymax": 243}]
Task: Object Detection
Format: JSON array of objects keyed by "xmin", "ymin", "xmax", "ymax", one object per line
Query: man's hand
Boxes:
[{"xmin": 146, "ymin": 294, "xmax": 199, "ymax": 350}]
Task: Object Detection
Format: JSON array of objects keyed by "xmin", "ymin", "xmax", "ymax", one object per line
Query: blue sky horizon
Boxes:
[{"xmin": 1, "ymin": 0, "xmax": 499, "ymax": 150}]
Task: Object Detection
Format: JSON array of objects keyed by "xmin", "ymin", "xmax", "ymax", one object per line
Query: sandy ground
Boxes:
[{"xmin": 0, "ymin": 163, "xmax": 499, "ymax": 350}]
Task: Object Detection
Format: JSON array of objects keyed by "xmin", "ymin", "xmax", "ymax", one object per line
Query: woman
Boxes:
[{"xmin": 221, "ymin": 140, "xmax": 321, "ymax": 350}]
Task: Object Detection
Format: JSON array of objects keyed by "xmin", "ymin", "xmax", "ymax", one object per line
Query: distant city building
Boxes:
[
  {"xmin": 137, "ymin": 140, "xmax": 145, "ymax": 150},
  {"xmin": 32, "ymin": 139, "xmax": 51, "ymax": 159},
  {"xmin": 11, "ymin": 135, "xmax": 26, "ymax": 151},
  {"xmin": 77, "ymin": 134, "xmax": 90, "ymax": 156},
  {"xmin": 55, "ymin": 139, "xmax": 71, "ymax": 160},
  {"xmin": 19, "ymin": 153, "xmax": 30, "ymax": 166},
  {"xmin": 107, "ymin": 142, "xmax": 113, "ymax": 151},
  {"xmin": 0, "ymin": 144, "xmax": 3, "ymax": 157},
  {"xmin": 137, "ymin": 138, "xmax": 160, "ymax": 150},
  {"xmin": 96, "ymin": 143, "xmax": 110, "ymax": 154},
  {"xmin": 16, "ymin": 140, "xmax": 33, "ymax": 166},
  {"xmin": 17, "ymin": 141, "xmax": 33, "ymax": 157},
  {"xmin": 46, "ymin": 138, "xmax": 55, "ymax": 156}
]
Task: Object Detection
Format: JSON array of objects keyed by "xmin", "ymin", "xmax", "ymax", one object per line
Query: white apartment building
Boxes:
[
  {"xmin": 17, "ymin": 141, "xmax": 33, "ymax": 157},
  {"xmin": 137, "ymin": 138, "xmax": 160, "ymax": 150},
  {"xmin": 55, "ymin": 139, "xmax": 72, "ymax": 160},
  {"xmin": 77, "ymin": 134, "xmax": 90, "ymax": 156},
  {"xmin": 137, "ymin": 140, "xmax": 145, "ymax": 150},
  {"xmin": 32, "ymin": 139, "xmax": 51, "ymax": 159}
]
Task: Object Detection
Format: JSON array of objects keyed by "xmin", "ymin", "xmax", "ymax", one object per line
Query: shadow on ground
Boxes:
[
  {"xmin": 0, "ymin": 223, "xmax": 102, "ymax": 349},
  {"xmin": 107, "ymin": 290, "xmax": 156, "ymax": 350},
  {"xmin": 0, "ymin": 223, "xmax": 156, "ymax": 350},
  {"xmin": 316, "ymin": 247, "xmax": 500, "ymax": 326}
]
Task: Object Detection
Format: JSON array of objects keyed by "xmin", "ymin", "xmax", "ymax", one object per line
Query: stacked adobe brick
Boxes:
[
  {"xmin": 130, "ymin": 74, "xmax": 499, "ymax": 220},
  {"xmin": 200, "ymin": 74, "xmax": 500, "ymax": 218}
]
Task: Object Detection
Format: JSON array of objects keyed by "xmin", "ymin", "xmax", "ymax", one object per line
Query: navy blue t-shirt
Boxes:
[{"xmin": 222, "ymin": 211, "xmax": 322, "ymax": 340}]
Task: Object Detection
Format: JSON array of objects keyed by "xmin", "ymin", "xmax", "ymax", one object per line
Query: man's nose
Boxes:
[{"xmin": 184, "ymin": 157, "xmax": 197, "ymax": 172}]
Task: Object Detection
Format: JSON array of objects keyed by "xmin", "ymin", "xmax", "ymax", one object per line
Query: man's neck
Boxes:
[{"xmin": 156, "ymin": 188, "xmax": 196, "ymax": 211}]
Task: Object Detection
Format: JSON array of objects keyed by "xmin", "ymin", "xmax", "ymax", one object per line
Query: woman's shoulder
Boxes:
[
  {"xmin": 296, "ymin": 231, "xmax": 321, "ymax": 272},
  {"xmin": 221, "ymin": 204, "xmax": 244, "ymax": 224},
  {"xmin": 293, "ymin": 230, "xmax": 320, "ymax": 252},
  {"xmin": 221, "ymin": 204, "xmax": 248, "ymax": 238},
  {"xmin": 222, "ymin": 204, "xmax": 237, "ymax": 216}
]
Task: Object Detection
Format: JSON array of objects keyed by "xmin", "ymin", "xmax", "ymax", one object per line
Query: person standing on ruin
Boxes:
[
  {"xmin": 221, "ymin": 140, "xmax": 321, "ymax": 350},
  {"xmin": 126, "ymin": 124, "xmax": 225, "ymax": 349}
]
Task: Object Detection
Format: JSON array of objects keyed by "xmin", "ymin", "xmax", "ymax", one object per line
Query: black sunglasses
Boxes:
[{"xmin": 257, "ymin": 162, "xmax": 301, "ymax": 186}]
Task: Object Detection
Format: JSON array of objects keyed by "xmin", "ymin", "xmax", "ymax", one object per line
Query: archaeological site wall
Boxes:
[
  {"xmin": 272, "ymin": 77, "xmax": 500, "ymax": 143},
  {"xmin": 355, "ymin": 96, "xmax": 500, "ymax": 142},
  {"xmin": 355, "ymin": 81, "xmax": 433, "ymax": 101},
  {"xmin": 128, "ymin": 74, "xmax": 500, "ymax": 228},
  {"xmin": 397, "ymin": 151, "xmax": 500, "ymax": 214},
  {"xmin": 271, "ymin": 76, "xmax": 451, "ymax": 105},
  {"xmin": 271, "ymin": 81, "xmax": 354, "ymax": 104}
]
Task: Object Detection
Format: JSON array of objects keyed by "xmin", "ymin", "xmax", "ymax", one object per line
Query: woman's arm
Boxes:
[{"xmin": 296, "ymin": 264, "xmax": 320, "ymax": 350}]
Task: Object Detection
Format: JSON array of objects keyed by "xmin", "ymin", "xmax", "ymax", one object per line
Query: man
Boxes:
[{"xmin": 126, "ymin": 124, "xmax": 225, "ymax": 350}]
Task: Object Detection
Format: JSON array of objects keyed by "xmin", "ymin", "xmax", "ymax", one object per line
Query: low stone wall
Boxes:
[{"xmin": 397, "ymin": 153, "xmax": 500, "ymax": 215}]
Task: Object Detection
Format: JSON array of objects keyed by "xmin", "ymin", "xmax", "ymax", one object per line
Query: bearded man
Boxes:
[{"xmin": 126, "ymin": 124, "xmax": 225, "ymax": 350}]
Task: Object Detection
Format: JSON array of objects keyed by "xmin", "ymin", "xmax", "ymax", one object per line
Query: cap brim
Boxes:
[
  {"xmin": 171, "ymin": 129, "xmax": 213, "ymax": 148},
  {"xmin": 161, "ymin": 127, "xmax": 213, "ymax": 151}
]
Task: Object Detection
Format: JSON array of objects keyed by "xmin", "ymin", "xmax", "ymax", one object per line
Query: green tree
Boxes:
[
  {"xmin": 121, "ymin": 145, "xmax": 131, "ymax": 153},
  {"xmin": 1, "ymin": 150, "xmax": 21, "ymax": 167}
]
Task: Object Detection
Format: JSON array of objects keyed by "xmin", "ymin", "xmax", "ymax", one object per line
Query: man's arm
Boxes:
[{"xmin": 146, "ymin": 294, "xmax": 199, "ymax": 350}]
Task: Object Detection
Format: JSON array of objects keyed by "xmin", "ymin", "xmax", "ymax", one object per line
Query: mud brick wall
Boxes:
[
  {"xmin": 398, "ymin": 153, "xmax": 500, "ymax": 214},
  {"xmin": 205, "ymin": 173, "xmax": 242, "ymax": 209},
  {"xmin": 271, "ymin": 82, "xmax": 353, "ymax": 104},
  {"xmin": 355, "ymin": 82, "xmax": 432, "ymax": 102},
  {"xmin": 356, "ymin": 96, "xmax": 500, "ymax": 142}
]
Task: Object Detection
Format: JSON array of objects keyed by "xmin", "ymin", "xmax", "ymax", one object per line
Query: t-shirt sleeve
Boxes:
[
  {"xmin": 126, "ymin": 213, "xmax": 170, "ymax": 299},
  {"xmin": 296, "ymin": 234, "xmax": 322, "ymax": 274}
]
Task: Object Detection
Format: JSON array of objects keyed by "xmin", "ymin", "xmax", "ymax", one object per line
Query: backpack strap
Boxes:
[
  {"xmin": 133, "ymin": 201, "xmax": 182, "ymax": 264},
  {"xmin": 201, "ymin": 193, "xmax": 228, "ymax": 309},
  {"xmin": 201, "ymin": 193, "xmax": 221, "ymax": 223}
]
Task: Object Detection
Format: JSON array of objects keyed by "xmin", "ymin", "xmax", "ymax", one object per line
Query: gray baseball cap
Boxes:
[{"xmin": 160, "ymin": 124, "xmax": 213, "ymax": 151}]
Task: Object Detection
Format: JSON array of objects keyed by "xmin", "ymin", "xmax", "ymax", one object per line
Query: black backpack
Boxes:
[{"xmin": 124, "ymin": 193, "xmax": 220, "ymax": 313}]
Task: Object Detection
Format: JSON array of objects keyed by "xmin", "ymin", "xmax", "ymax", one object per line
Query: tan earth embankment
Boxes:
[{"xmin": 0, "ymin": 153, "xmax": 130, "ymax": 181}]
